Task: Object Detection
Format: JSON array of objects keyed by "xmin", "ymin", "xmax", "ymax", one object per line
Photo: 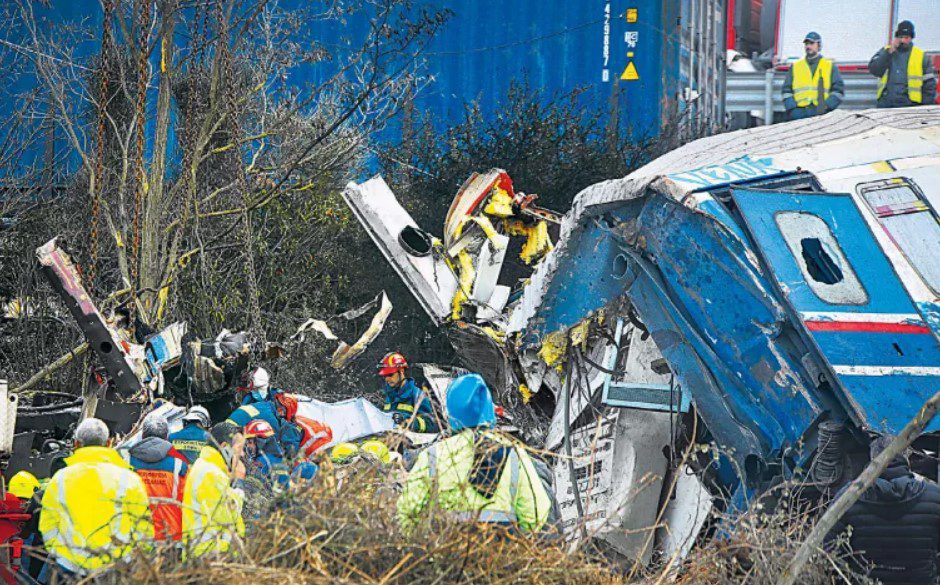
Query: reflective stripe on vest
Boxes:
[
  {"xmin": 171, "ymin": 458, "xmax": 183, "ymax": 501},
  {"xmin": 52, "ymin": 467, "xmax": 134, "ymax": 565},
  {"xmin": 187, "ymin": 465, "xmax": 236, "ymax": 550},
  {"xmin": 791, "ymin": 57, "xmax": 832, "ymax": 107},
  {"xmin": 878, "ymin": 45, "xmax": 925, "ymax": 102},
  {"xmin": 426, "ymin": 444, "xmax": 521, "ymax": 523}
]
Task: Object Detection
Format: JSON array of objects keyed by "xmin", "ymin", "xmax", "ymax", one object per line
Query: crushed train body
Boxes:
[{"xmin": 343, "ymin": 106, "xmax": 940, "ymax": 562}]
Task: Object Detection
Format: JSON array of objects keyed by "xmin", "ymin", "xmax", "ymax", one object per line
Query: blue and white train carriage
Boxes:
[{"xmin": 511, "ymin": 106, "xmax": 940, "ymax": 503}]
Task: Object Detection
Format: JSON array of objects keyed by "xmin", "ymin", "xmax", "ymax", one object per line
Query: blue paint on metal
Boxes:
[
  {"xmin": 918, "ymin": 301, "xmax": 940, "ymax": 339},
  {"xmin": 2, "ymin": 0, "xmax": 700, "ymax": 177},
  {"xmin": 732, "ymin": 188, "xmax": 940, "ymax": 434},
  {"xmin": 667, "ymin": 156, "xmax": 786, "ymax": 190}
]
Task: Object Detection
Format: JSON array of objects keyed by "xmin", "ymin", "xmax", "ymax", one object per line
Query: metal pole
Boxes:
[{"xmin": 763, "ymin": 67, "xmax": 774, "ymax": 125}]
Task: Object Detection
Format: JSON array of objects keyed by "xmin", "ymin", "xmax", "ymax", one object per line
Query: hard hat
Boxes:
[
  {"xmin": 377, "ymin": 352, "xmax": 408, "ymax": 376},
  {"xmin": 330, "ymin": 442, "xmax": 360, "ymax": 463},
  {"xmin": 360, "ymin": 440, "xmax": 391, "ymax": 465},
  {"xmin": 183, "ymin": 405, "xmax": 211, "ymax": 427},
  {"xmin": 8, "ymin": 471, "xmax": 40, "ymax": 499},
  {"xmin": 244, "ymin": 419, "xmax": 275, "ymax": 439}
]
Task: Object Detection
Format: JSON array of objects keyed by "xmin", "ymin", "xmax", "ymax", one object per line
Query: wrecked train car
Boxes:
[{"xmin": 345, "ymin": 106, "xmax": 940, "ymax": 562}]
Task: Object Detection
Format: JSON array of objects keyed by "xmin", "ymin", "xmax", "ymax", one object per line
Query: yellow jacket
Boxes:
[
  {"xmin": 182, "ymin": 446, "xmax": 245, "ymax": 557},
  {"xmin": 397, "ymin": 429, "xmax": 552, "ymax": 533},
  {"xmin": 39, "ymin": 446, "xmax": 152, "ymax": 572}
]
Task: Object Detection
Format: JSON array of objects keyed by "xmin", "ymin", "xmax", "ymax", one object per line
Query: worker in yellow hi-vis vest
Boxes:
[
  {"xmin": 782, "ymin": 31, "xmax": 844, "ymax": 120},
  {"xmin": 869, "ymin": 20, "xmax": 936, "ymax": 108}
]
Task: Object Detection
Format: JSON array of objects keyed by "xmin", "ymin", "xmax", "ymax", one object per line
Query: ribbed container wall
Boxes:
[{"xmin": 1, "ymin": 0, "xmax": 727, "ymax": 173}]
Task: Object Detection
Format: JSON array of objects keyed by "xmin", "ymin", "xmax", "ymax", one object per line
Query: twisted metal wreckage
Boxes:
[
  {"xmin": 343, "ymin": 107, "xmax": 940, "ymax": 563},
  {"xmin": 1, "ymin": 238, "xmax": 397, "ymax": 484}
]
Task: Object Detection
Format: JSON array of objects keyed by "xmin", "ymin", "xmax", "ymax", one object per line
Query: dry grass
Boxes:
[
  {"xmin": 100, "ymin": 459, "xmax": 623, "ymax": 584},
  {"xmin": 44, "ymin": 462, "xmax": 875, "ymax": 584},
  {"xmin": 671, "ymin": 489, "xmax": 873, "ymax": 585}
]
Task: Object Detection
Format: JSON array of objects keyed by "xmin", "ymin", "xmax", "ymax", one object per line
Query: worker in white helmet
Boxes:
[{"xmin": 225, "ymin": 366, "xmax": 283, "ymax": 433}]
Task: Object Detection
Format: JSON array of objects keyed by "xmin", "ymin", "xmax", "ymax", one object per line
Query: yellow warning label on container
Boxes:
[
  {"xmin": 626, "ymin": 8, "xmax": 638, "ymax": 23},
  {"xmin": 621, "ymin": 61, "xmax": 639, "ymax": 81}
]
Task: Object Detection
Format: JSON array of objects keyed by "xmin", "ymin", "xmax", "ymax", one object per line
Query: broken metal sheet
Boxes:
[
  {"xmin": 295, "ymin": 396, "xmax": 393, "ymax": 448},
  {"xmin": 443, "ymin": 169, "xmax": 511, "ymax": 249},
  {"xmin": 554, "ymin": 407, "xmax": 672, "ymax": 565},
  {"xmin": 470, "ymin": 232, "xmax": 509, "ymax": 305},
  {"xmin": 292, "ymin": 291, "xmax": 394, "ymax": 369},
  {"xmin": 0, "ymin": 380, "xmax": 16, "ymax": 454},
  {"xmin": 144, "ymin": 322, "xmax": 187, "ymax": 382},
  {"xmin": 657, "ymin": 464, "xmax": 714, "ymax": 566},
  {"xmin": 35, "ymin": 237, "xmax": 141, "ymax": 396},
  {"xmin": 601, "ymin": 320, "xmax": 689, "ymax": 413},
  {"xmin": 342, "ymin": 177, "xmax": 457, "ymax": 325},
  {"xmin": 476, "ymin": 285, "xmax": 511, "ymax": 324},
  {"xmin": 733, "ymin": 188, "xmax": 940, "ymax": 434},
  {"xmin": 420, "ymin": 363, "xmax": 459, "ymax": 420}
]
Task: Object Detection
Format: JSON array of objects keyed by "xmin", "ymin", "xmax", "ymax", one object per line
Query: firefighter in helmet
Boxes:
[{"xmin": 377, "ymin": 352, "xmax": 439, "ymax": 433}]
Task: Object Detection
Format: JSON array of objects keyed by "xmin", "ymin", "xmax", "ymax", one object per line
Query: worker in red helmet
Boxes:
[{"xmin": 377, "ymin": 352, "xmax": 439, "ymax": 433}]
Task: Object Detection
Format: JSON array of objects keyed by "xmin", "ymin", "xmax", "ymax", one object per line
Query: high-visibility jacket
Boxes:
[
  {"xmin": 182, "ymin": 446, "xmax": 245, "ymax": 557},
  {"xmin": 169, "ymin": 423, "xmax": 210, "ymax": 464},
  {"xmin": 39, "ymin": 446, "xmax": 153, "ymax": 573},
  {"xmin": 383, "ymin": 378, "xmax": 439, "ymax": 433},
  {"xmin": 397, "ymin": 429, "xmax": 552, "ymax": 532},
  {"xmin": 791, "ymin": 57, "xmax": 833, "ymax": 107},
  {"xmin": 125, "ymin": 437, "xmax": 189, "ymax": 541},
  {"xmin": 878, "ymin": 45, "xmax": 926, "ymax": 103}
]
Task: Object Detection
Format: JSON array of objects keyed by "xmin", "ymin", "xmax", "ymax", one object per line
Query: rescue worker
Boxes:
[
  {"xmin": 782, "ymin": 31, "xmax": 844, "ymax": 120},
  {"xmin": 242, "ymin": 420, "xmax": 290, "ymax": 489},
  {"xmin": 397, "ymin": 374, "xmax": 552, "ymax": 533},
  {"xmin": 869, "ymin": 20, "xmax": 937, "ymax": 108},
  {"xmin": 826, "ymin": 435, "xmax": 940, "ymax": 585},
  {"xmin": 125, "ymin": 414, "xmax": 190, "ymax": 541},
  {"xmin": 182, "ymin": 422, "xmax": 246, "ymax": 558},
  {"xmin": 169, "ymin": 405, "xmax": 211, "ymax": 464},
  {"xmin": 377, "ymin": 352, "xmax": 439, "ymax": 433},
  {"xmin": 244, "ymin": 420, "xmax": 317, "ymax": 491},
  {"xmin": 39, "ymin": 418, "xmax": 152, "ymax": 578},
  {"xmin": 226, "ymin": 367, "xmax": 282, "ymax": 434},
  {"xmin": 272, "ymin": 392, "xmax": 332, "ymax": 459}
]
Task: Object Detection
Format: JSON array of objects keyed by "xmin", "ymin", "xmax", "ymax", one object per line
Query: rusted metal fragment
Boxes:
[{"xmin": 35, "ymin": 238, "xmax": 141, "ymax": 396}]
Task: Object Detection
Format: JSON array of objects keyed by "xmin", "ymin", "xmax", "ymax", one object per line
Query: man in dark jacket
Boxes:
[
  {"xmin": 827, "ymin": 435, "xmax": 940, "ymax": 584},
  {"xmin": 869, "ymin": 20, "xmax": 937, "ymax": 108}
]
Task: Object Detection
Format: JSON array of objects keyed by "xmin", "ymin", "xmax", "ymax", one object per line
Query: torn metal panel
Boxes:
[
  {"xmin": 0, "ymin": 380, "xmax": 16, "ymax": 455},
  {"xmin": 554, "ymin": 408, "xmax": 673, "ymax": 565},
  {"xmin": 35, "ymin": 238, "xmax": 141, "ymax": 396},
  {"xmin": 292, "ymin": 291, "xmax": 393, "ymax": 369},
  {"xmin": 733, "ymin": 188, "xmax": 940, "ymax": 434},
  {"xmin": 342, "ymin": 177, "xmax": 458, "ymax": 325},
  {"xmin": 657, "ymin": 465, "xmax": 714, "ymax": 565},
  {"xmin": 602, "ymin": 321, "xmax": 689, "ymax": 413}
]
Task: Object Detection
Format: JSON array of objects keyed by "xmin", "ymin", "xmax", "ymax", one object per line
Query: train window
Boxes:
[
  {"xmin": 775, "ymin": 211, "xmax": 869, "ymax": 305},
  {"xmin": 857, "ymin": 179, "xmax": 940, "ymax": 295}
]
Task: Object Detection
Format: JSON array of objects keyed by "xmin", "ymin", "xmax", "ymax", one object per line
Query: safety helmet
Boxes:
[
  {"xmin": 360, "ymin": 440, "xmax": 391, "ymax": 465},
  {"xmin": 377, "ymin": 352, "xmax": 408, "ymax": 376},
  {"xmin": 330, "ymin": 442, "xmax": 360, "ymax": 463},
  {"xmin": 182, "ymin": 405, "xmax": 211, "ymax": 428},
  {"xmin": 8, "ymin": 471, "xmax": 40, "ymax": 499},
  {"xmin": 244, "ymin": 419, "xmax": 275, "ymax": 439}
]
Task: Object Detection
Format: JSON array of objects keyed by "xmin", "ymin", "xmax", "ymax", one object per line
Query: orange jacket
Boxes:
[{"xmin": 126, "ymin": 437, "xmax": 189, "ymax": 541}]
